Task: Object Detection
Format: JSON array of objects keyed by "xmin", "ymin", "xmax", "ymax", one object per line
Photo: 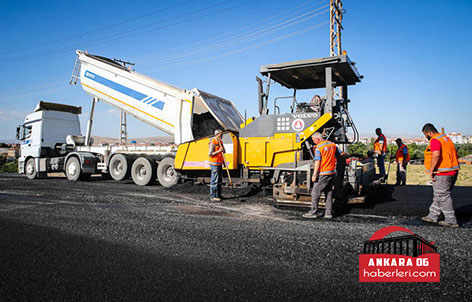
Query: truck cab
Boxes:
[{"xmin": 17, "ymin": 101, "xmax": 82, "ymax": 178}]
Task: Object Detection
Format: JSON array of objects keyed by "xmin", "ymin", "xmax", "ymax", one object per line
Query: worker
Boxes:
[
  {"xmin": 209, "ymin": 129, "xmax": 225, "ymax": 202},
  {"xmin": 394, "ymin": 138, "xmax": 410, "ymax": 186},
  {"xmin": 309, "ymin": 94, "xmax": 323, "ymax": 112},
  {"xmin": 374, "ymin": 128, "xmax": 387, "ymax": 180},
  {"xmin": 421, "ymin": 123, "xmax": 459, "ymax": 228},
  {"xmin": 303, "ymin": 132, "xmax": 347, "ymax": 219}
]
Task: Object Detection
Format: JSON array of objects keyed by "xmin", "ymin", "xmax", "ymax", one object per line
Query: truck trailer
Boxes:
[{"xmin": 18, "ymin": 50, "xmax": 376, "ymax": 207}]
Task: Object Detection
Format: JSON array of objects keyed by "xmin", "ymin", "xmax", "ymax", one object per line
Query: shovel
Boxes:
[{"xmin": 221, "ymin": 151, "xmax": 236, "ymax": 198}]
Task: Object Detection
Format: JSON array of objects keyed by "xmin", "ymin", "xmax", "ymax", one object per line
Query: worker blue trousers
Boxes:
[
  {"xmin": 377, "ymin": 153, "xmax": 386, "ymax": 176},
  {"xmin": 210, "ymin": 164, "xmax": 222, "ymax": 198}
]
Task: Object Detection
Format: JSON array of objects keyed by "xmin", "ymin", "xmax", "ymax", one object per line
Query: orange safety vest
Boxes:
[
  {"xmin": 314, "ymin": 140, "xmax": 338, "ymax": 175},
  {"xmin": 396, "ymin": 144, "xmax": 410, "ymax": 163},
  {"xmin": 424, "ymin": 133, "xmax": 459, "ymax": 173},
  {"xmin": 209, "ymin": 138, "xmax": 224, "ymax": 165},
  {"xmin": 374, "ymin": 134, "xmax": 387, "ymax": 154}
]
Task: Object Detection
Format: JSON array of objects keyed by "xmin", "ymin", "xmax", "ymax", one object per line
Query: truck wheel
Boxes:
[
  {"xmin": 131, "ymin": 157, "xmax": 156, "ymax": 186},
  {"xmin": 65, "ymin": 157, "xmax": 82, "ymax": 181},
  {"xmin": 25, "ymin": 158, "xmax": 38, "ymax": 180},
  {"xmin": 157, "ymin": 157, "xmax": 179, "ymax": 187},
  {"xmin": 109, "ymin": 154, "xmax": 130, "ymax": 181}
]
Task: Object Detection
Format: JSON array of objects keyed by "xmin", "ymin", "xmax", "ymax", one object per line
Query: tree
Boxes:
[{"xmin": 347, "ymin": 142, "xmax": 368, "ymax": 157}]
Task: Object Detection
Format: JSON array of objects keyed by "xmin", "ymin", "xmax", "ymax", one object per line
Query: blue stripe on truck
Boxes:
[{"xmin": 84, "ymin": 71, "xmax": 165, "ymax": 110}]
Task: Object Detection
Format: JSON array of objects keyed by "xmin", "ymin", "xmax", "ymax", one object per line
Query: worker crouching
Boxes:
[
  {"xmin": 209, "ymin": 129, "xmax": 225, "ymax": 202},
  {"xmin": 395, "ymin": 138, "xmax": 410, "ymax": 186},
  {"xmin": 303, "ymin": 132, "xmax": 347, "ymax": 219}
]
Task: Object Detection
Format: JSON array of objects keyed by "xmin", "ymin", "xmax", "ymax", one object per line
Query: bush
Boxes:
[{"xmin": 0, "ymin": 160, "xmax": 18, "ymax": 173}]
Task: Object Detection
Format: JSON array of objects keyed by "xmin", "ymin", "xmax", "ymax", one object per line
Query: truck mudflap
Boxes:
[{"xmin": 64, "ymin": 152, "xmax": 99, "ymax": 174}]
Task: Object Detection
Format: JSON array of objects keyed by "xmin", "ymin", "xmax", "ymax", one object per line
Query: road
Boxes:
[{"xmin": 0, "ymin": 173, "xmax": 471, "ymax": 301}]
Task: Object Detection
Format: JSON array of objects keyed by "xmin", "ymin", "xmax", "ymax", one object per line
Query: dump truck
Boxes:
[
  {"xmin": 17, "ymin": 50, "xmax": 242, "ymax": 186},
  {"xmin": 18, "ymin": 50, "xmax": 376, "ymax": 207}
]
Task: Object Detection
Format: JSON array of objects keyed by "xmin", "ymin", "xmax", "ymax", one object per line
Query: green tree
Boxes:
[
  {"xmin": 456, "ymin": 144, "xmax": 472, "ymax": 158},
  {"xmin": 347, "ymin": 142, "xmax": 368, "ymax": 156}
]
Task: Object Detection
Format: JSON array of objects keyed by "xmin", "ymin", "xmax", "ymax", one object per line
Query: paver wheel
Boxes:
[
  {"xmin": 109, "ymin": 154, "xmax": 130, "ymax": 181},
  {"xmin": 131, "ymin": 157, "xmax": 156, "ymax": 186},
  {"xmin": 157, "ymin": 157, "xmax": 179, "ymax": 187}
]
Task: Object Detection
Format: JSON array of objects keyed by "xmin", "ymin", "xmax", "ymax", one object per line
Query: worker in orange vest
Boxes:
[
  {"xmin": 421, "ymin": 123, "xmax": 459, "ymax": 228},
  {"xmin": 374, "ymin": 128, "xmax": 387, "ymax": 179},
  {"xmin": 209, "ymin": 129, "xmax": 225, "ymax": 202},
  {"xmin": 395, "ymin": 138, "xmax": 409, "ymax": 186},
  {"xmin": 303, "ymin": 132, "xmax": 347, "ymax": 219}
]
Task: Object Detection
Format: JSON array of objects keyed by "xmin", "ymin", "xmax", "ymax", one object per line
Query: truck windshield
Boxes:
[{"xmin": 23, "ymin": 126, "xmax": 32, "ymax": 140}]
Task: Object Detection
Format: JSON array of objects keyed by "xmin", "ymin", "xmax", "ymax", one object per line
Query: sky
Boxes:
[{"xmin": 0, "ymin": 0, "xmax": 471, "ymax": 142}]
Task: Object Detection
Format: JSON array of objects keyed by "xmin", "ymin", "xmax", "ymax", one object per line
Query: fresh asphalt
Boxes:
[{"xmin": 0, "ymin": 173, "xmax": 471, "ymax": 301}]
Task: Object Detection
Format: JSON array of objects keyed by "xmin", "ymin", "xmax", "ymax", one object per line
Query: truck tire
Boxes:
[
  {"xmin": 131, "ymin": 157, "xmax": 156, "ymax": 186},
  {"xmin": 65, "ymin": 157, "xmax": 82, "ymax": 181},
  {"xmin": 157, "ymin": 157, "xmax": 179, "ymax": 187},
  {"xmin": 109, "ymin": 154, "xmax": 130, "ymax": 181},
  {"xmin": 25, "ymin": 158, "xmax": 38, "ymax": 180}
]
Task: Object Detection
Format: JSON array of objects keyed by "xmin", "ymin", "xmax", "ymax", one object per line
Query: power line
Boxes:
[
  {"xmin": 0, "ymin": 85, "xmax": 69, "ymax": 101},
  {"xmin": 139, "ymin": 6, "xmax": 329, "ymax": 67},
  {"xmin": 0, "ymin": 0, "xmax": 255, "ymax": 63},
  {"xmin": 142, "ymin": 21, "xmax": 329, "ymax": 72},
  {"xmin": 137, "ymin": 2, "xmax": 328, "ymax": 64},
  {"xmin": 133, "ymin": 0, "xmax": 323, "ymax": 61},
  {"xmin": 0, "ymin": 81, "xmax": 66, "ymax": 98},
  {"xmin": 0, "ymin": 0, "xmax": 196, "ymax": 55}
]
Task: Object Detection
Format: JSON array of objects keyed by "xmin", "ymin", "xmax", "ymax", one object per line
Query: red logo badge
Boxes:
[{"xmin": 359, "ymin": 226, "xmax": 440, "ymax": 282}]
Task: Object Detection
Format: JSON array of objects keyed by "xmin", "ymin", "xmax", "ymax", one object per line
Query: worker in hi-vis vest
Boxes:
[
  {"xmin": 395, "ymin": 138, "xmax": 410, "ymax": 186},
  {"xmin": 374, "ymin": 127, "xmax": 387, "ymax": 179},
  {"xmin": 209, "ymin": 129, "xmax": 225, "ymax": 202},
  {"xmin": 303, "ymin": 132, "xmax": 348, "ymax": 219},
  {"xmin": 421, "ymin": 123, "xmax": 460, "ymax": 228}
]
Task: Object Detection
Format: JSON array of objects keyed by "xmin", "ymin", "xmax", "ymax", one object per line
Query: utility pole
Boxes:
[
  {"xmin": 330, "ymin": 0, "xmax": 350, "ymax": 150},
  {"xmin": 330, "ymin": 0, "xmax": 343, "ymax": 57}
]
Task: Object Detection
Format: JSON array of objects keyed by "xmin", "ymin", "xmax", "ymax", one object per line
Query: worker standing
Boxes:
[
  {"xmin": 303, "ymin": 132, "xmax": 346, "ymax": 219},
  {"xmin": 395, "ymin": 138, "xmax": 409, "ymax": 186},
  {"xmin": 421, "ymin": 123, "xmax": 459, "ymax": 228},
  {"xmin": 209, "ymin": 129, "xmax": 225, "ymax": 202},
  {"xmin": 374, "ymin": 128, "xmax": 387, "ymax": 180}
]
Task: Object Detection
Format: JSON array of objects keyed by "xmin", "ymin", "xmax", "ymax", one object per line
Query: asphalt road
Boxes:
[{"xmin": 0, "ymin": 173, "xmax": 471, "ymax": 301}]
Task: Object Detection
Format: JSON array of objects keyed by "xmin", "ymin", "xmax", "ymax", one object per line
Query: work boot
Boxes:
[
  {"xmin": 302, "ymin": 212, "xmax": 323, "ymax": 219},
  {"xmin": 421, "ymin": 216, "xmax": 438, "ymax": 224},
  {"xmin": 438, "ymin": 221, "xmax": 459, "ymax": 228}
]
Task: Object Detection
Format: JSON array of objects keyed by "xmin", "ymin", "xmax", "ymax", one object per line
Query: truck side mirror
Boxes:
[{"xmin": 16, "ymin": 126, "xmax": 21, "ymax": 140}]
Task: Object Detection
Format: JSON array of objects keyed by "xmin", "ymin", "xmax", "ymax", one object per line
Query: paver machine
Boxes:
[{"xmin": 174, "ymin": 54, "xmax": 377, "ymax": 206}]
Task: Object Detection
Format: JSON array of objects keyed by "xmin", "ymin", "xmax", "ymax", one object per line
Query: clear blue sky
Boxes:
[{"xmin": 0, "ymin": 0, "xmax": 471, "ymax": 141}]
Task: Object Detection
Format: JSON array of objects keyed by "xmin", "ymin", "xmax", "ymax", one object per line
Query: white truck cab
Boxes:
[{"xmin": 17, "ymin": 102, "xmax": 82, "ymax": 178}]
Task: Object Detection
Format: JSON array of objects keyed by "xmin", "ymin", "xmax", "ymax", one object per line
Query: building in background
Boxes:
[
  {"xmin": 447, "ymin": 133, "xmax": 467, "ymax": 144},
  {"xmin": 7, "ymin": 144, "xmax": 20, "ymax": 160}
]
